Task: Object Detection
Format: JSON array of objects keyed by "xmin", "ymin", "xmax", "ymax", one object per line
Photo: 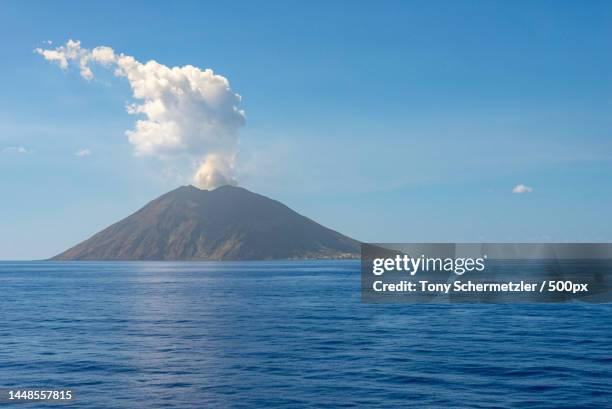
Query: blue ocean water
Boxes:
[{"xmin": 0, "ymin": 261, "xmax": 610, "ymax": 408}]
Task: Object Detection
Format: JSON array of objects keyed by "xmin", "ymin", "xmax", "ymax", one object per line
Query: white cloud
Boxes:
[
  {"xmin": 2, "ymin": 146, "xmax": 29, "ymax": 154},
  {"xmin": 36, "ymin": 39, "xmax": 93, "ymax": 79},
  {"xmin": 37, "ymin": 39, "xmax": 245, "ymax": 189},
  {"xmin": 512, "ymin": 184, "xmax": 533, "ymax": 194},
  {"xmin": 75, "ymin": 148, "xmax": 92, "ymax": 157}
]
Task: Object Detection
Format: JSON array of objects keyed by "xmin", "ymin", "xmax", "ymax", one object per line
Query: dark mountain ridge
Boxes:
[{"xmin": 53, "ymin": 185, "xmax": 360, "ymax": 260}]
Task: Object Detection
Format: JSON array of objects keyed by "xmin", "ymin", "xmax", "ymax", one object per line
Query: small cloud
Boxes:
[
  {"xmin": 2, "ymin": 146, "xmax": 30, "ymax": 154},
  {"xmin": 75, "ymin": 148, "xmax": 92, "ymax": 157},
  {"xmin": 512, "ymin": 184, "xmax": 533, "ymax": 194}
]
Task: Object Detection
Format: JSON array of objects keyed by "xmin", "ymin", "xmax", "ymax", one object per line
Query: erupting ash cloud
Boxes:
[{"xmin": 36, "ymin": 40, "xmax": 245, "ymax": 189}]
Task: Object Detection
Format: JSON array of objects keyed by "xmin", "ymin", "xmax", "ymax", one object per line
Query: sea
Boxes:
[{"xmin": 0, "ymin": 261, "xmax": 610, "ymax": 408}]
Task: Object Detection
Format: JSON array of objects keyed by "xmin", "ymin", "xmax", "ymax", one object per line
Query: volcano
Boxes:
[{"xmin": 52, "ymin": 185, "xmax": 360, "ymax": 260}]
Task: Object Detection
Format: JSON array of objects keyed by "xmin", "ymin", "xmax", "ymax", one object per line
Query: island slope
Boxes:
[{"xmin": 53, "ymin": 185, "xmax": 360, "ymax": 260}]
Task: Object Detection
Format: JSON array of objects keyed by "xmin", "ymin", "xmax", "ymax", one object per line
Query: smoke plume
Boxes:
[{"xmin": 36, "ymin": 40, "xmax": 245, "ymax": 189}]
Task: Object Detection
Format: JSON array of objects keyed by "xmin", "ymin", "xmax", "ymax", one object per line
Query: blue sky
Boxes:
[{"xmin": 1, "ymin": 1, "xmax": 612, "ymax": 259}]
